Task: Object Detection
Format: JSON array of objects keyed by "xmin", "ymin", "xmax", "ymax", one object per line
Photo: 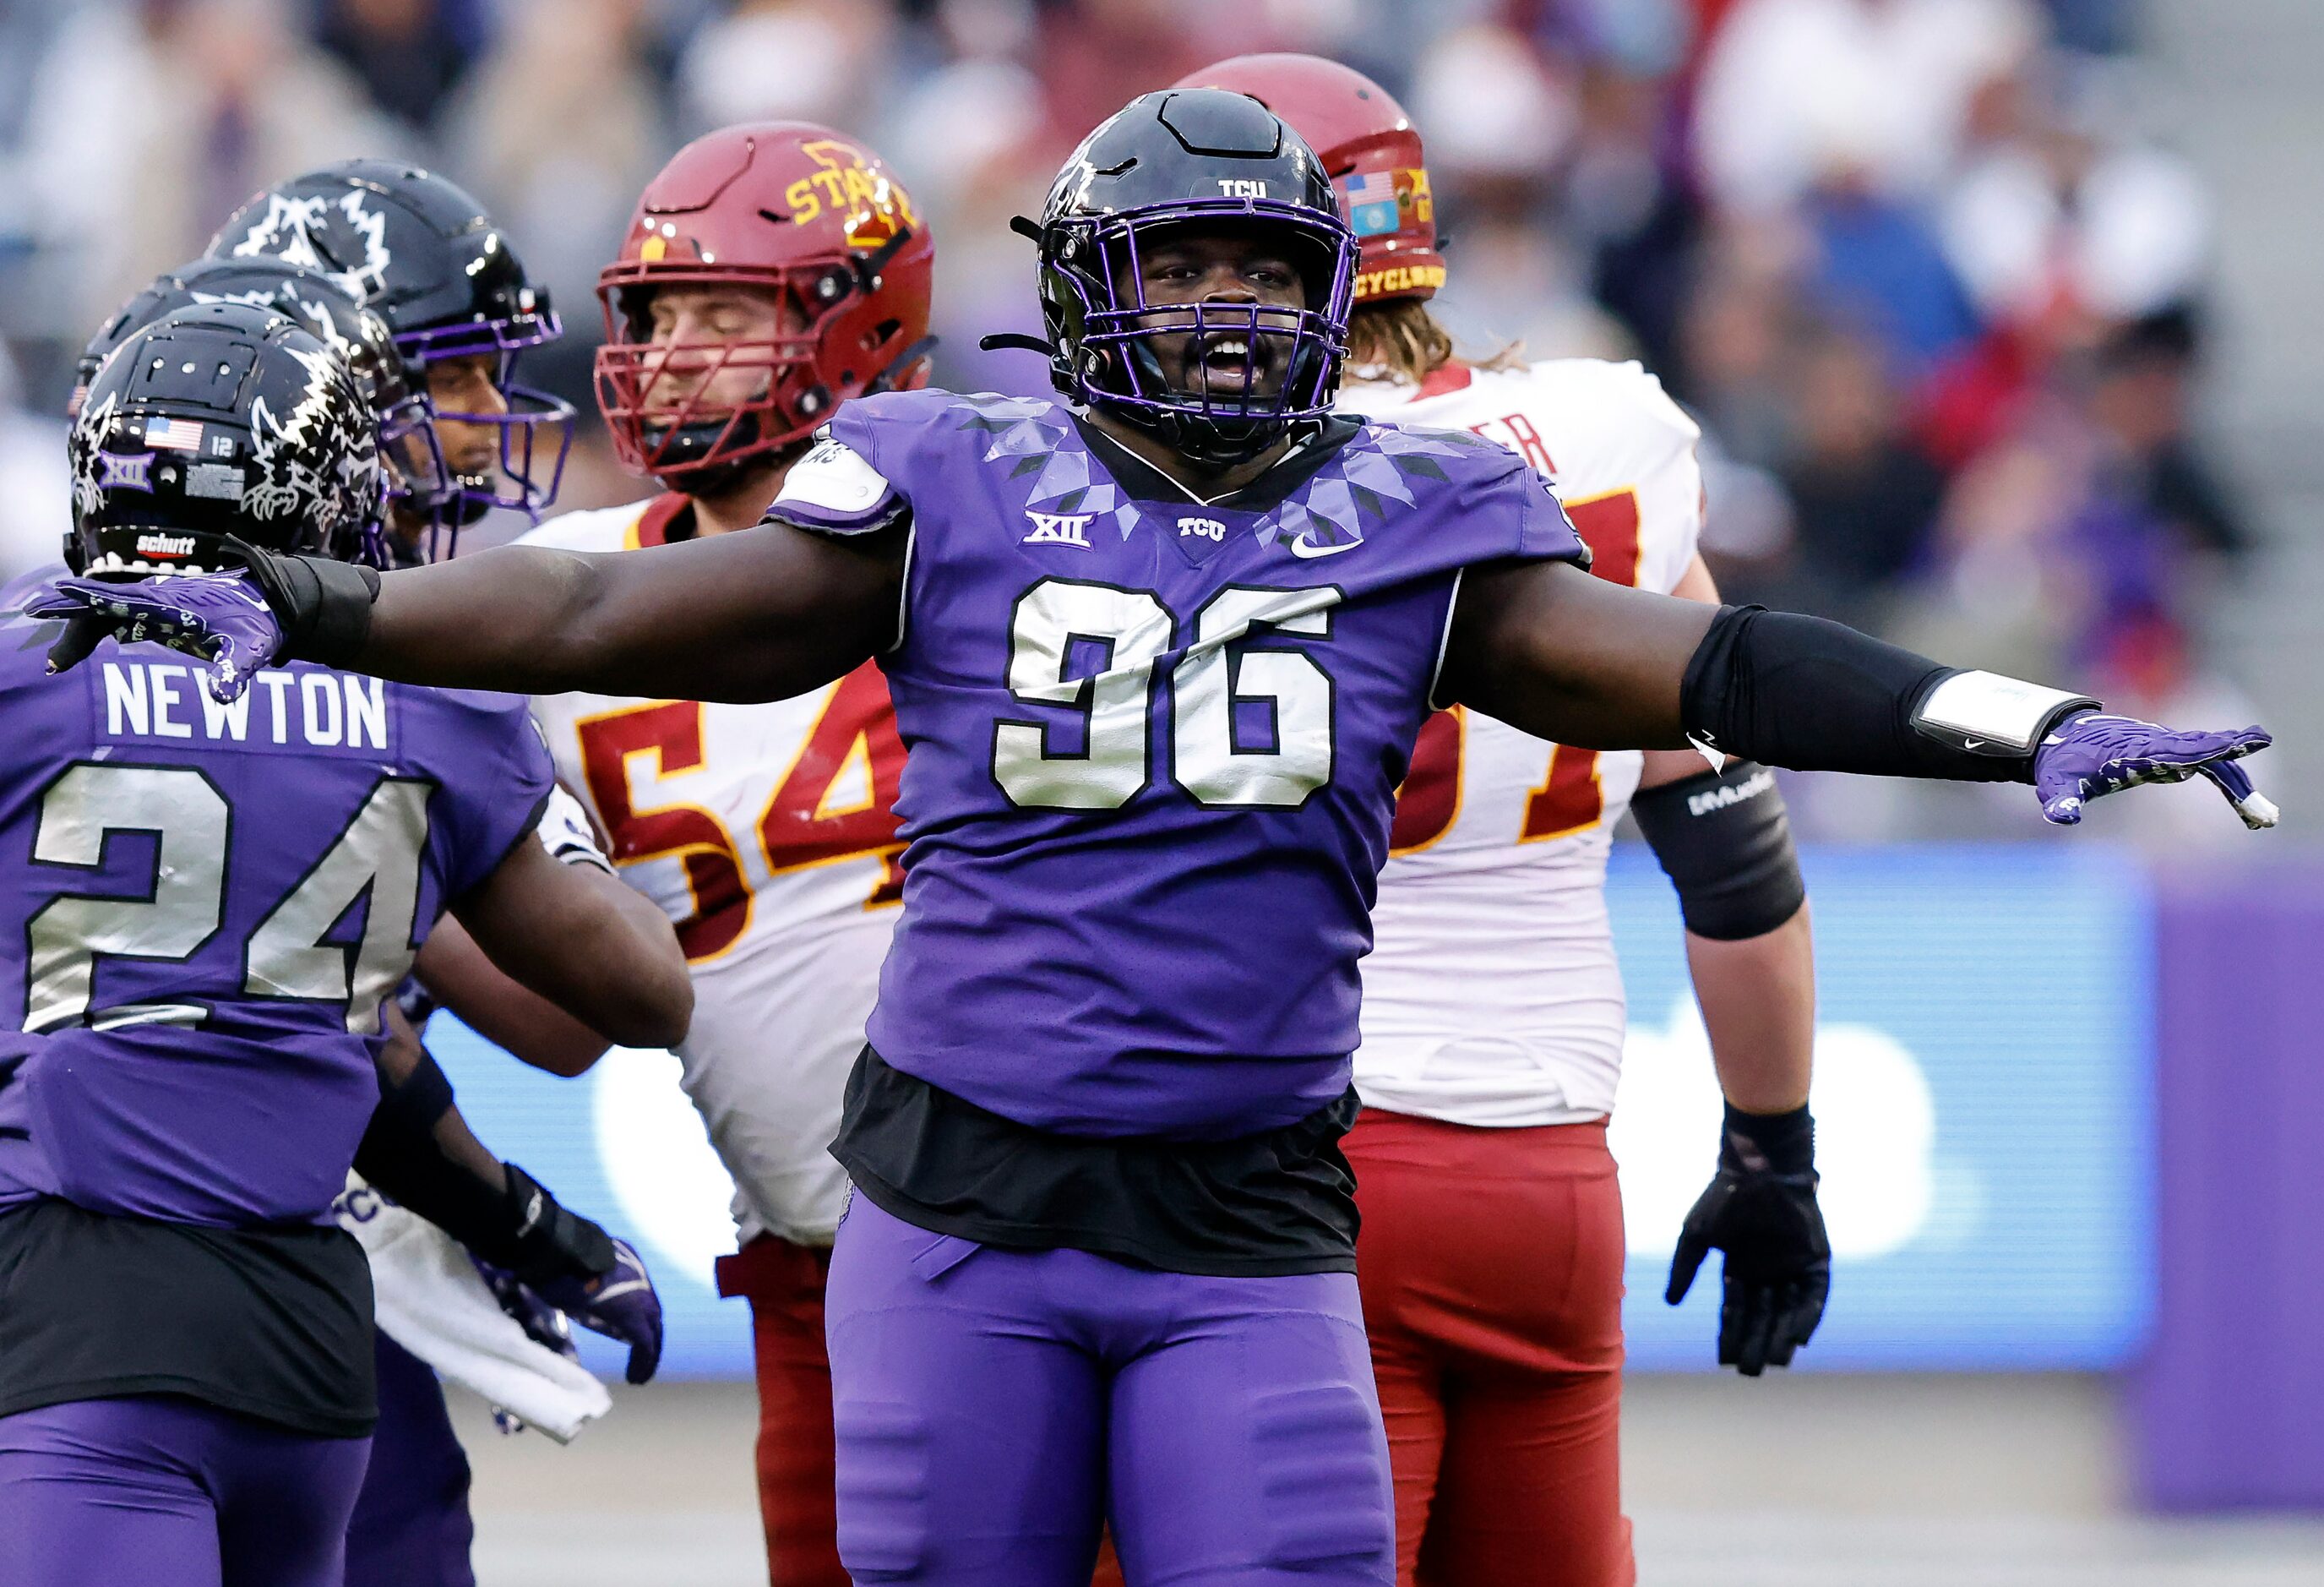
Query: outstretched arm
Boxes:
[
  {"xmin": 1440, "ymin": 558, "xmax": 1709, "ymax": 752},
  {"xmin": 357, "ymin": 522, "xmax": 903, "ymax": 701},
  {"xmin": 1441, "ymin": 559, "xmax": 2275, "ymax": 828},
  {"xmin": 35, "ymin": 517, "xmax": 905, "ymax": 706}
]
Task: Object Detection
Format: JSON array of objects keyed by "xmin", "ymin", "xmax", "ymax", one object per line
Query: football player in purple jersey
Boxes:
[
  {"xmin": 59, "ymin": 259, "xmax": 671, "ymax": 1587},
  {"xmin": 207, "ymin": 160, "xmax": 576, "ymax": 562},
  {"xmin": 0, "ymin": 300, "xmax": 691, "ymax": 1587},
  {"xmin": 40, "ymin": 91, "xmax": 2273, "ymax": 1585}
]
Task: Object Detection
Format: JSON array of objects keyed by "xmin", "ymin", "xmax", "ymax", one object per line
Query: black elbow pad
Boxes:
[{"xmin": 1630, "ymin": 760, "xmax": 1806, "ymax": 941}]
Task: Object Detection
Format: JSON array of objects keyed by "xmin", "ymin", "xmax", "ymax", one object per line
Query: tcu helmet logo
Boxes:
[
  {"xmin": 1178, "ymin": 516, "xmax": 1225, "ymax": 543},
  {"xmin": 1216, "ymin": 179, "xmax": 1269, "ymax": 199},
  {"xmin": 1022, "ymin": 510, "xmax": 1094, "ymax": 548},
  {"xmin": 228, "ymin": 191, "xmax": 393, "ymax": 299}
]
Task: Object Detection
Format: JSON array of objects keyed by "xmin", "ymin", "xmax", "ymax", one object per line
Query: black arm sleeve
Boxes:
[
  {"xmin": 1679, "ymin": 607, "xmax": 2027, "ymax": 784},
  {"xmin": 351, "ymin": 1049, "xmax": 615, "ymax": 1284},
  {"xmin": 351, "ymin": 1047, "xmax": 508, "ymax": 1252}
]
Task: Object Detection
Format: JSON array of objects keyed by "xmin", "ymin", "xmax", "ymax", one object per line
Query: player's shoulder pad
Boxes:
[
  {"xmin": 770, "ymin": 388, "xmax": 1054, "ymax": 537},
  {"xmin": 778, "ymin": 432, "xmax": 897, "ymax": 516},
  {"xmin": 514, "ymin": 500, "xmax": 656, "ymax": 554},
  {"xmin": 1357, "ymin": 419, "xmax": 1591, "ymax": 570},
  {"xmin": 1525, "ymin": 357, "xmax": 1701, "ymax": 450},
  {"xmin": 765, "ymin": 426, "xmax": 907, "ymax": 539}
]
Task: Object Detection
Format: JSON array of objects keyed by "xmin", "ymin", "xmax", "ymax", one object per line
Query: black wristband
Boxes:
[
  {"xmin": 226, "ymin": 537, "xmax": 379, "ymax": 666},
  {"xmin": 1721, "ymin": 1101, "xmax": 1815, "ymax": 1178},
  {"xmin": 1630, "ymin": 760, "xmax": 1806, "ymax": 941},
  {"xmin": 1681, "ymin": 607, "xmax": 2027, "ymax": 785}
]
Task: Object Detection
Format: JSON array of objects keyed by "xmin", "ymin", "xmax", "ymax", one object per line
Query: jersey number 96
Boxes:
[{"xmin": 993, "ymin": 579, "xmax": 1342, "ymax": 811}]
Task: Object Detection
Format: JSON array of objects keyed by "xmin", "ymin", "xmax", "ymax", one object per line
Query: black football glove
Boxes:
[
  {"xmin": 1664, "ymin": 1102, "xmax": 1831, "ymax": 1376},
  {"xmin": 496, "ymin": 1163, "xmax": 664, "ymax": 1385}
]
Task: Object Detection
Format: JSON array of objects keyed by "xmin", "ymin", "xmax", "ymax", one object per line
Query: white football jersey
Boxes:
[
  {"xmin": 517, "ymin": 497, "xmax": 904, "ymax": 1246},
  {"xmin": 1339, "ymin": 359, "xmax": 1705, "ymax": 1127}
]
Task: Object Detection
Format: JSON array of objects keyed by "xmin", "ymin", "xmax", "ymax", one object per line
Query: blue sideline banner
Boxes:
[{"xmin": 429, "ymin": 844, "xmax": 2154, "ymax": 1380}]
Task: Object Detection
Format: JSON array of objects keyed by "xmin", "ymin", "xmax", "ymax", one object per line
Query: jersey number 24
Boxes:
[{"xmin": 24, "ymin": 763, "xmax": 431, "ymax": 1035}]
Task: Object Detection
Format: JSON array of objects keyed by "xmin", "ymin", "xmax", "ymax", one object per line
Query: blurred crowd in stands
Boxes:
[{"xmin": 0, "ymin": 0, "xmax": 2258, "ymax": 843}]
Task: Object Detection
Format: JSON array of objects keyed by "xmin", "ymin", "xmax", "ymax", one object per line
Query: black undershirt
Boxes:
[
  {"xmin": 831, "ymin": 1048, "xmax": 1361, "ymax": 1278},
  {"xmin": 0, "ymin": 1197, "xmax": 375, "ymax": 1437}
]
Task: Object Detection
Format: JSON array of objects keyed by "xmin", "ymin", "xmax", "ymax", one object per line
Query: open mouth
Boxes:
[{"xmin": 1195, "ymin": 331, "xmax": 1272, "ymax": 393}]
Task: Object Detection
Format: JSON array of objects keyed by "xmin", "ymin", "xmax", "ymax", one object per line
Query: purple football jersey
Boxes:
[
  {"xmin": 0, "ymin": 569, "xmax": 551, "ymax": 1226},
  {"xmin": 770, "ymin": 391, "xmax": 1586, "ymax": 1137}
]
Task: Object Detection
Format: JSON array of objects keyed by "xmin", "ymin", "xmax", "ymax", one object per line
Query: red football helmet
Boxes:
[
  {"xmin": 1171, "ymin": 55, "xmax": 1445, "ymax": 305},
  {"xmin": 595, "ymin": 123, "xmax": 935, "ymax": 486}
]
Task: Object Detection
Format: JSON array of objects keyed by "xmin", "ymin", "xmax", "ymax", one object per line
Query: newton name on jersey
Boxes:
[{"xmin": 98, "ymin": 658, "xmax": 392, "ymax": 752}]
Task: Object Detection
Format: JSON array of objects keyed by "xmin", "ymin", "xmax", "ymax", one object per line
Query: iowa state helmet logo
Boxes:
[{"xmin": 786, "ymin": 140, "xmax": 920, "ymax": 253}]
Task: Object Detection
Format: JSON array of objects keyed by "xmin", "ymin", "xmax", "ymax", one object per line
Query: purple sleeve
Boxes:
[
  {"xmin": 1514, "ymin": 466, "xmax": 1592, "ymax": 570},
  {"xmin": 761, "ymin": 424, "xmax": 909, "ymax": 538},
  {"xmin": 430, "ymin": 698, "xmax": 557, "ymax": 903}
]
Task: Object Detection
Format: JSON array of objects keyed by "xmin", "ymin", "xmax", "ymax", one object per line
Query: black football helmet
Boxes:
[
  {"xmin": 1026, "ymin": 88, "xmax": 1356, "ymax": 466},
  {"xmin": 71, "ymin": 257, "xmax": 438, "ymax": 514},
  {"xmin": 205, "ymin": 160, "xmax": 572, "ymax": 539},
  {"xmin": 68, "ymin": 302, "xmax": 384, "ymax": 577}
]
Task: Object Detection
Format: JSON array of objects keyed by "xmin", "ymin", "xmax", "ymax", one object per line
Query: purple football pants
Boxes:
[
  {"xmin": 0, "ymin": 1395, "xmax": 371, "ymax": 1587},
  {"xmin": 826, "ymin": 1193, "xmax": 1396, "ymax": 1585},
  {"xmin": 346, "ymin": 1333, "xmax": 476, "ymax": 1587}
]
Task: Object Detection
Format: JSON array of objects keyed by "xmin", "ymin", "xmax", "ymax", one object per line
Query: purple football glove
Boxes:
[
  {"xmin": 525, "ymin": 1237, "xmax": 663, "ymax": 1385},
  {"xmin": 27, "ymin": 570, "xmax": 284, "ymax": 703},
  {"xmin": 474, "ymin": 1257, "xmax": 581, "ymax": 1362},
  {"xmin": 2033, "ymin": 712, "xmax": 2277, "ymax": 830},
  {"xmin": 471, "ymin": 1263, "xmax": 576, "ymax": 1437}
]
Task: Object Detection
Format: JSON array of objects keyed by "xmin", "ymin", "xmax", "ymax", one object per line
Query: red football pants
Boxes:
[
  {"xmin": 1343, "ymin": 1109, "xmax": 1635, "ymax": 1587},
  {"xmin": 716, "ymin": 1237, "xmax": 848, "ymax": 1587}
]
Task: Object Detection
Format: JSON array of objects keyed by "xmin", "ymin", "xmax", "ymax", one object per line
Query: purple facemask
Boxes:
[
  {"xmin": 393, "ymin": 312, "xmax": 576, "ymax": 555},
  {"xmin": 1050, "ymin": 200, "xmax": 1355, "ymax": 458}
]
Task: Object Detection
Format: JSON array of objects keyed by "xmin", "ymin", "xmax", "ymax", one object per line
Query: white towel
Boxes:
[{"xmin": 335, "ymin": 1175, "xmax": 613, "ymax": 1444}]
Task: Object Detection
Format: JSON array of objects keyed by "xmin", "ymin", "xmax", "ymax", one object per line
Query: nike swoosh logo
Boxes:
[
  {"xmin": 1287, "ymin": 535, "xmax": 1361, "ymax": 559},
  {"xmin": 1962, "ymin": 738, "xmax": 1987, "ymax": 750}
]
